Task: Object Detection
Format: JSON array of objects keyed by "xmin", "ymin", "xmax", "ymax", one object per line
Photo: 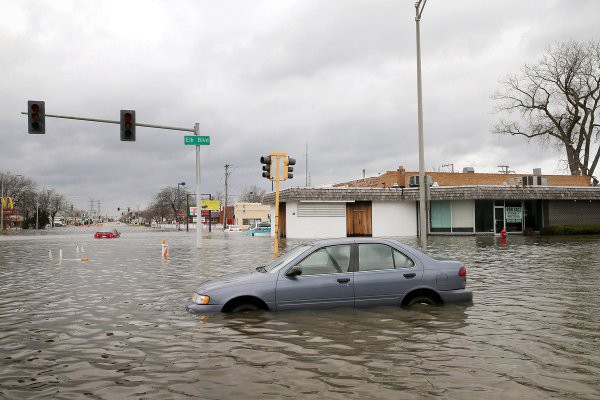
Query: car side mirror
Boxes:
[{"xmin": 286, "ymin": 266, "xmax": 302, "ymax": 277}]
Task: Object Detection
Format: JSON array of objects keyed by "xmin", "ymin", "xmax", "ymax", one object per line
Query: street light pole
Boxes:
[
  {"xmin": 177, "ymin": 181, "xmax": 185, "ymax": 230},
  {"xmin": 415, "ymin": 0, "xmax": 428, "ymax": 252}
]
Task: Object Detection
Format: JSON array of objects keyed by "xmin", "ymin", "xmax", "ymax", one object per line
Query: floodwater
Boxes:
[{"xmin": 0, "ymin": 227, "xmax": 599, "ymax": 399}]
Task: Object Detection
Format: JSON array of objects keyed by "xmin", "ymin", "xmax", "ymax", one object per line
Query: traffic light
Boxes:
[
  {"xmin": 28, "ymin": 100, "xmax": 45, "ymax": 134},
  {"xmin": 120, "ymin": 110, "xmax": 136, "ymax": 141},
  {"xmin": 284, "ymin": 156, "xmax": 295, "ymax": 180},
  {"xmin": 260, "ymin": 155, "xmax": 272, "ymax": 179}
]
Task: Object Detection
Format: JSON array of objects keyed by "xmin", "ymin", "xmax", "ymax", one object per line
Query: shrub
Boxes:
[{"xmin": 541, "ymin": 224, "xmax": 600, "ymax": 235}]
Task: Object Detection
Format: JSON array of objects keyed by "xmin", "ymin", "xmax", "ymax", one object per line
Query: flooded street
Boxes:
[{"xmin": 1, "ymin": 227, "xmax": 599, "ymax": 399}]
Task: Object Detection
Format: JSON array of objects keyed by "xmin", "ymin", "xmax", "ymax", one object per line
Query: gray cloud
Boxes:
[{"xmin": 1, "ymin": 0, "xmax": 598, "ymax": 214}]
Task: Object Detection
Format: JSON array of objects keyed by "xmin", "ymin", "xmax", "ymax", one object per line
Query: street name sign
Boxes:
[{"xmin": 184, "ymin": 136, "xmax": 210, "ymax": 145}]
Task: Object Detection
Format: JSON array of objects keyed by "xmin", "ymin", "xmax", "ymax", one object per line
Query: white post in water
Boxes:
[{"xmin": 194, "ymin": 122, "xmax": 202, "ymax": 249}]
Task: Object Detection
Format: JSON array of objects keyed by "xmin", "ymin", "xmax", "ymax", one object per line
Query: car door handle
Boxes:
[
  {"xmin": 403, "ymin": 273, "xmax": 416, "ymax": 279},
  {"xmin": 337, "ymin": 278, "xmax": 351, "ymax": 283}
]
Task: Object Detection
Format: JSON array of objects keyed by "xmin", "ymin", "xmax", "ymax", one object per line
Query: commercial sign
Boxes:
[
  {"xmin": 505, "ymin": 207, "xmax": 523, "ymax": 223},
  {"xmin": 189, "ymin": 200, "xmax": 221, "ymax": 216},
  {"xmin": 1, "ymin": 197, "xmax": 14, "ymax": 210}
]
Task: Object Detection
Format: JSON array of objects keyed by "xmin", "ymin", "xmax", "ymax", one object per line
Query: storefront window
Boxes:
[
  {"xmin": 430, "ymin": 201, "xmax": 451, "ymax": 232},
  {"xmin": 524, "ymin": 200, "xmax": 543, "ymax": 231},
  {"xmin": 451, "ymin": 200, "xmax": 474, "ymax": 232},
  {"xmin": 475, "ymin": 200, "xmax": 494, "ymax": 232}
]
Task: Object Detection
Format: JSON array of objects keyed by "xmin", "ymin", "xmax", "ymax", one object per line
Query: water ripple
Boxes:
[{"xmin": 1, "ymin": 228, "xmax": 599, "ymax": 399}]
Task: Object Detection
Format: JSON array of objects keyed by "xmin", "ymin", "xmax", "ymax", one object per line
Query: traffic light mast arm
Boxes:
[{"xmin": 20, "ymin": 112, "xmax": 195, "ymax": 132}]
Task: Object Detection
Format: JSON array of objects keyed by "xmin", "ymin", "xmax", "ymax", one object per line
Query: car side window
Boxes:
[
  {"xmin": 296, "ymin": 245, "xmax": 351, "ymax": 275},
  {"xmin": 393, "ymin": 249, "xmax": 415, "ymax": 269},
  {"xmin": 358, "ymin": 244, "xmax": 395, "ymax": 271}
]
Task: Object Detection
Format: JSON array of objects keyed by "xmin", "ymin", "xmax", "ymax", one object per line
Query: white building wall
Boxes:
[
  {"xmin": 272, "ymin": 202, "xmax": 347, "ymax": 238},
  {"xmin": 372, "ymin": 201, "xmax": 417, "ymax": 237}
]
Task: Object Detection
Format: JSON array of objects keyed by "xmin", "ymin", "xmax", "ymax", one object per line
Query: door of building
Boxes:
[
  {"xmin": 494, "ymin": 206, "xmax": 505, "ymax": 234},
  {"xmin": 346, "ymin": 201, "xmax": 372, "ymax": 237},
  {"xmin": 278, "ymin": 202, "xmax": 286, "ymax": 238}
]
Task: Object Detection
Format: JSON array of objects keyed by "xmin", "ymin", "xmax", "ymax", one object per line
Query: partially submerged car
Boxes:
[
  {"xmin": 186, "ymin": 238, "xmax": 472, "ymax": 313},
  {"xmin": 94, "ymin": 229, "xmax": 120, "ymax": 239},
  {"xmin": 225, "ymin": 225, "xmax": 242, "ymax": 232},
  {"xmin": 246, "ymin": 222, "xmax": 271, "ymax": 237}
]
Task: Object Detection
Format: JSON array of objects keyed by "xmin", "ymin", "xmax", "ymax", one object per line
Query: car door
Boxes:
[
  {"xmin": 276, "ymin": 244, "xmax": 354, "ymax": 310},
  {"xmin": 353, "ymin": 243, "xmax": 423, "ymax": 308}
]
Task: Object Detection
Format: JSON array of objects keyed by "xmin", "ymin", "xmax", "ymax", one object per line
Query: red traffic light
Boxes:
[
  {"xmin": 27, "ymin": 100, "xmax": 45, "ymax": 134},
  {"xmin": 120, "ymin": 110, "xmax": 136, "ymax": 141}
]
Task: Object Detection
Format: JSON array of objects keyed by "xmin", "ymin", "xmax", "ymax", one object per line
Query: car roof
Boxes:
[
  {"xmin": 303, "ymin": 237, "xmax": 430, "ymax": 261},
  {"xmin": 308, "ymin": 237, "xmax": 400, "ymax": 247}
]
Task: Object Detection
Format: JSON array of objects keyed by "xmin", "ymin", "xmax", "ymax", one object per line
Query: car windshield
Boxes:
[{"xmin": 261, "ymin": 245, "xmax": 311, "ymax": 273}]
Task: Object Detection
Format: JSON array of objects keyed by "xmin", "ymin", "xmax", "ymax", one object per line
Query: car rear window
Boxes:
[{"xmin": 358, "ymin": 244, "xmax": 415, "ymax": 271}]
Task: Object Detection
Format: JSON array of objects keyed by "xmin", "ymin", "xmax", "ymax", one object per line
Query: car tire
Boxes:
[
  {"xmin": 406, "ymin": 295, "xmax": 436, "ymax": 306},
  {"xmin": 231, "ymin": 303, "xmax": 259, "ymax": 313}
]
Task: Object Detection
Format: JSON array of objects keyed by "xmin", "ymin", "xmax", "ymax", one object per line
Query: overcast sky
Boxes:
[{"xmin": 1, "ymin": 0, "xmax": 599, "ymax": 215}]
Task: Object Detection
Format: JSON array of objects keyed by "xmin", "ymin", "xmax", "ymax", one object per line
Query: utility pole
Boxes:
[
  {"xmin": 415, "ymin": 0, "xmax": 428, "ymax": 252},
  {"xmin": 223, "ymin": 164, "xmax": 231, "ymax": 229},
  {"xmin": 89, "ymin": 199, "xmax": 94, "ymax": 225},
  {"xmin": 498, "ymin": 165, "xmax": 515, "ymax": 174},
  {"xmin": 97, "ymin": 200, "xmax": 101, "ymax": 223},
  {"xmin": 442, "ymin": 163, "xmax": 454, "ymax": 173}
]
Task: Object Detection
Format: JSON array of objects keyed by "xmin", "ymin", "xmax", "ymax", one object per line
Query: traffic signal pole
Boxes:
[
  {"xmin": 261, "ymin": 151, "xmax": 294, "ymax": 259},
  {"xmin": 20, "ymin": 111, "xmax": 195, "ymax": 132},
  {"xmin": 274, "ymin": 154, "xmax": 281, "ymax": 258},
  {"xmin": 22, "ymin": 107, "xmax": 205, "ymax": 249},
  {"xmin": 194, "ymin": 123, "xmax": 202, "ymax": 249}
]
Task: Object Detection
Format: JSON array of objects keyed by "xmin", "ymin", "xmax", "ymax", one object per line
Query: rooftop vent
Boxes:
[
  {"xmin": 462, "ymin": 167, "xmax": 475, "ymax": 173},
  {"xmin": 533, "ymin": 168, "xmax": 542, "ymax": 176}
]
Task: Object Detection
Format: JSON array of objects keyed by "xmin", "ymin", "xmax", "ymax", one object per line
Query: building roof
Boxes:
[
  {"xmin": 263, "ymin": 186, "xmax": 600, "ymax": 204},
  {"xmin": 334, "ymin": 167, "xmax": 592, "ymax": 188}
]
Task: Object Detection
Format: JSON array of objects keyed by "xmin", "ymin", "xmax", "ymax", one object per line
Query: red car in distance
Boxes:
[{"xmin": 94, "ymin": 229, "xmax": 121, "ymax": 239}]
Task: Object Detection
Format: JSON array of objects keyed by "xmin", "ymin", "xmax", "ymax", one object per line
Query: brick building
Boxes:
[{"xmin": 335, "ymin": 165, "xmax": 592, "ymax": 188}]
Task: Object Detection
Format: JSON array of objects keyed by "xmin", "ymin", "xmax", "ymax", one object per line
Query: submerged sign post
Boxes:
[{"xmin": 187, "ymin": 128, "xmax": 211, "ymax": 248}]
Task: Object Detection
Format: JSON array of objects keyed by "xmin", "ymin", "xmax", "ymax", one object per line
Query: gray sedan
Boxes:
[{"xmin": 186, "ymin": 238, "xmax": 472, "ymax": 313}]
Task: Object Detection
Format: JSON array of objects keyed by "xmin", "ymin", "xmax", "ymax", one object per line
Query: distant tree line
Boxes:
[
  {"xmin": 140, "ymin": 185, "xmax": 267, "ymax": 224},
  {"xmin": 0, "ymin": 171, "xmax": 71, "ymax": 229}
]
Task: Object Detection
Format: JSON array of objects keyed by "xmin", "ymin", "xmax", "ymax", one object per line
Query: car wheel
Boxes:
[
  {"xmin": 231, "ymin": 303, "xmax": 259, "ymax": 313},
  {"xmin": 406, "ymin": 295, "xmax": 436, "ymax": 306}
]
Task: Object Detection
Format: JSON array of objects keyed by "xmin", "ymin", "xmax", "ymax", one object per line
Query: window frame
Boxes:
[
  {"xmin": 355, "ymin": 243, "xmax": 416, "ymax": 273},
  {"xmin": 293, "ymin": 244, "xmax": 354, "ymax": 276}
]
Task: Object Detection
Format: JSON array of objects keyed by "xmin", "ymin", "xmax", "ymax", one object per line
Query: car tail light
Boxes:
[{"xmin": 458, "ymin": 266, "xmax": 467, "ymax": 277}]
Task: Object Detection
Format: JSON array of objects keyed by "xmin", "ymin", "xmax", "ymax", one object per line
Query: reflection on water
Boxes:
[{"xmin": 1, "ymin": 227, "xmax": 599, "ymax": 399}]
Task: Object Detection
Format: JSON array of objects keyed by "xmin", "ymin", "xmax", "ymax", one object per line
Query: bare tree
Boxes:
[
  {"xmin": 0, "ymin": 172, "xmax": 37, "ymax": 207},
  {"xmin": 153, "ymin": 186, "xmax": 190, "ymax": 222},
  {"xmin": 48, "ymin": 192, "xmax": 67, "ymax": 227},
  {"xmin": 492, "ymin": 40, "xmax": 600, "ymax": 178},
  {"xmin": 239, "ymin": 185, "xmax": 266, "ymax": 203}
]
